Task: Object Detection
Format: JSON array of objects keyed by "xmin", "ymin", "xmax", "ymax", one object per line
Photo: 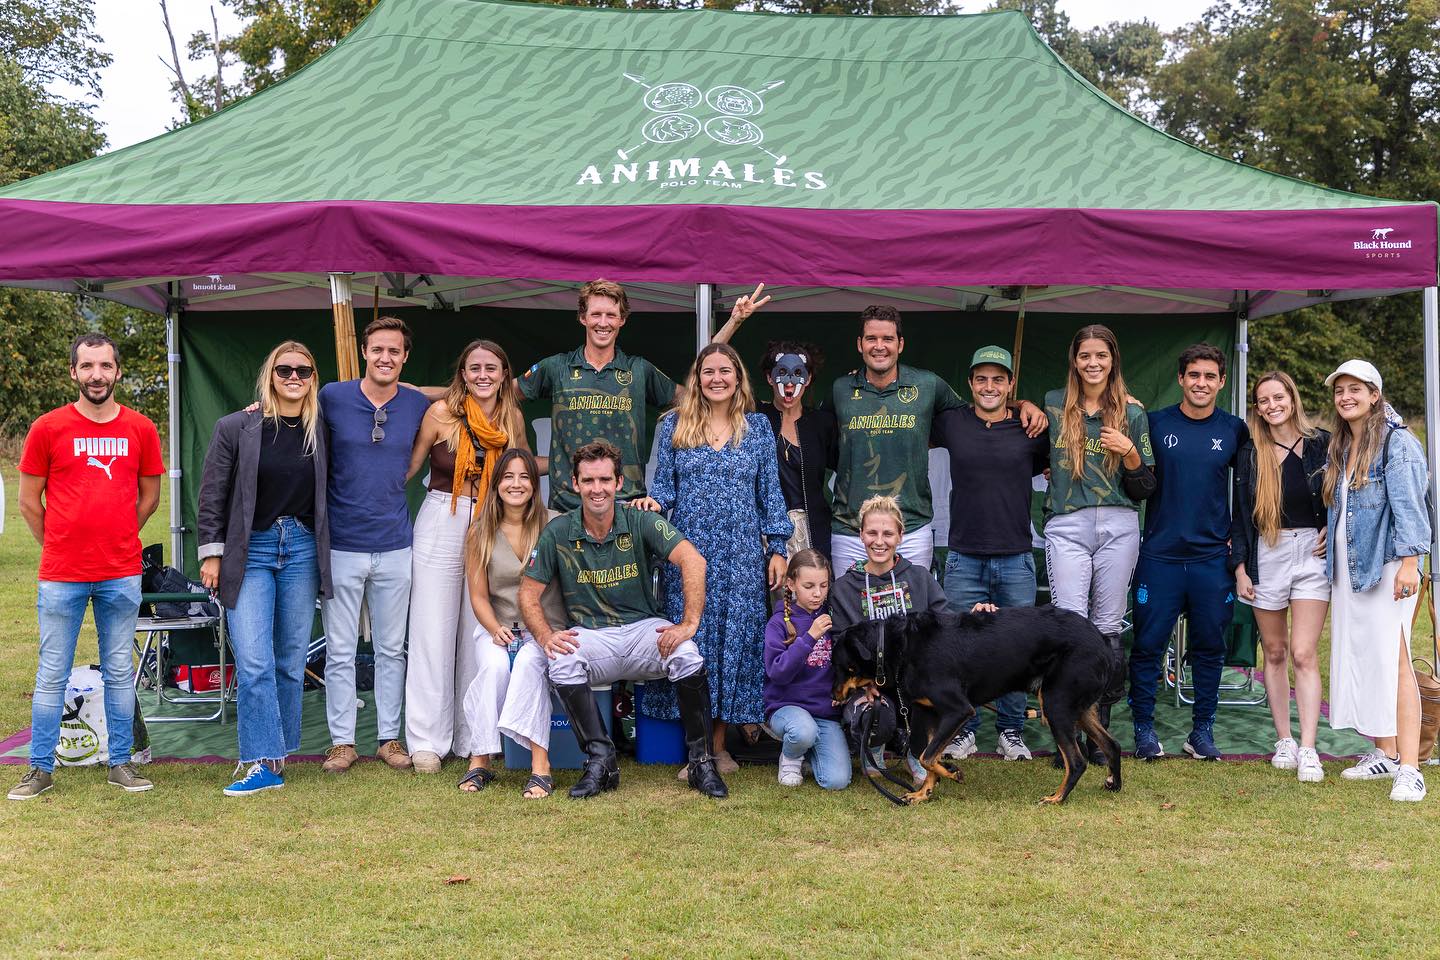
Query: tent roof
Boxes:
[{"xmin": 0, "ymin": 0, "xmax": 1434, "ymax": 312}]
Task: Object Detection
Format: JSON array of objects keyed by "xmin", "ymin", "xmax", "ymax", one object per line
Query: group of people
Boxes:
[{"xmin": 8, "ymin": 279, "xmax": 1433, "ymax": 807}]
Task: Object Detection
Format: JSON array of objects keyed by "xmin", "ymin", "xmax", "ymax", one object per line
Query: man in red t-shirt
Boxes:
[{"xmin": 8, "ymin": 333, "xmax": 164, "ymax": 801}]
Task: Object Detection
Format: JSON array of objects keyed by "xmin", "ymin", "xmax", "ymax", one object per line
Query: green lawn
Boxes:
[{"xmin": 0, "ymin": 461, "xmax": 1436, "ymax": 960}]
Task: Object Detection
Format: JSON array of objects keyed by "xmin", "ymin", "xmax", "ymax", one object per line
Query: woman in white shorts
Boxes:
[{"xmin": 1230, "ymin": 371, "xmax": 1330, "ymax": 782}]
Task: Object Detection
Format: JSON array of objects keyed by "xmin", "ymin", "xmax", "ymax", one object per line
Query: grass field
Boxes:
[{"xmin": 0, "ymin": 461, "xmax": 1436, "ymax": 960}]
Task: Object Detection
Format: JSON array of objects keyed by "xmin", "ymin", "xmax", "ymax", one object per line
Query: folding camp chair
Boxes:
[
  {"xmin": 132, "ymin": 590, "xmax": 235, "ymax": 724},
  {"xmin": 1164, "ymin": 602, "xmax": 1266, "ymax": 707}
]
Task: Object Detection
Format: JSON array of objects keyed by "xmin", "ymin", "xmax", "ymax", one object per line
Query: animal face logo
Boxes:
[
  {"xmin": 617, "ymin": 74, "xmax": 789, "ymax": 164},
  {"xmin": 1372, "ymin": 227, "xmax": 1395, "ymax": 240},
  {"xmin": 616, "ymin": 533, "xmax": 633, "ymax": 551},
  {"xmin": 86, "ymin": 456, "xmax": 116, "ymax": 479},
  {"xmin": 614, "ymin": 369, "xmax": 633, "ymax": 387},
  {"xmin": 897, "ymin": 386, "xmax": 919, "ymax": 404}
]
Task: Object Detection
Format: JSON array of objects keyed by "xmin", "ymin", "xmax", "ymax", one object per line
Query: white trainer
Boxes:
[
  {"xmin": 777, "ymin": 755, "xmax": 803, "ymax": 787},
  {"xmin": 997, "ymin": 730, "xmax": 1033, "ymax": 761},
  {"xmin": 1390, "ymin": 765, "xmax": 1427, "ymax": 802},
  {"xmin": 1271, "ymin": 737, "xmax": 1299, "ymax": 770},
  {"xmin": 1341, "ymin": 748, "xmax": 1399, "ymax": 780},
  {"xmin": 1296, "ymin": 747, "xmax": 1324, "ymax": 783},
  {"xmin": 942, "ymin": 731, "xmax": 977, "ymax": 760}
]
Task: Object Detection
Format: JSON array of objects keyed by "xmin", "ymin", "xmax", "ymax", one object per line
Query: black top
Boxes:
[
  {"xmin": 1279, "ymin": 449, "xmax": 1325, "ymax": 530},
  {"xmin": 777, "ymin": 434, "xmax": 805, "ymax": 509},
  {"xmin": 931, "ymin": 405, "xmax": 1049, "ymax": 555},
  {"xmin": 1229, "ymin": 428, "xmax": 1330, "ymax": 582},
  {"xmin": 759, "ymin": 402, "xmax": 838, "ymax": 560},
  {"xmin": 253, "ymin": 416, "xmax": 316, "ymax": 531}
]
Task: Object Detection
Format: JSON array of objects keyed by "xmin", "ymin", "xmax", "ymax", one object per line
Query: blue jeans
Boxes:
[
  {"xmin": 769, "ymin": 706, "xmax": 852, "ymax": 790},
  {"xmin": 943, "ymin": 551, "xmax": 1036, "ymax": 735},
  {"xmin": 31, "ymin": 576, "xmax": 142, "ymax": 772},
  {"xmin": 227, "ymin": 519, "xmax": 319, "ymax": 763},
  {"xmin": 1128, "ymin": 554, "xmax": 1235, "ymax": 728}
]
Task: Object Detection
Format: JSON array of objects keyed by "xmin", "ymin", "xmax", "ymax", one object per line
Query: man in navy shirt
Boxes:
[
  {"xmin": 1128, "ymin": 344, "xmax": 1249, "ymax": 761},
  {"xmin": 318, "ymin": 317, "xmax": 430, "ymax": 774},
  {"xmin": 931, "ymin": 346, "xmax": 1049, "ymax": 761}
]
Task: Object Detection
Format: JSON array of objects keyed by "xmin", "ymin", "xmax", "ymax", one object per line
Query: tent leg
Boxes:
[
  {"xmin": 330, "ymin": 272, "xmax": 359, "ymax": 380},
  {"xmin": 1233, "ymin": 308, "xmax": 1248, "ymax": 416},
  {"xmin": 1424, "ymin": 287, "xmax": 1439, "ymax": 582},
  {"xmin": 695, "ymin": 283, "xmax": 713, "ymax": 353},
  {"xmin": 166, "ymin": 287, "xmax": 184, "ymax": 568}
]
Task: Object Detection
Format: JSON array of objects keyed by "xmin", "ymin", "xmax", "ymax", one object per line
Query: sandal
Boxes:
[
  {"xmin": 521, "ymin": 773, "xmax": 554, "ymax": 799},
  {"xmin": 457, "ymin": 766, "xmax": 497, "ymax": 793}
]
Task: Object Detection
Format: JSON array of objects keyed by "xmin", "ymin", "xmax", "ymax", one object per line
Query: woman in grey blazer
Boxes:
[{"xmin": 197, "ymin": 341, "xmax": 331, "ymax": 797}]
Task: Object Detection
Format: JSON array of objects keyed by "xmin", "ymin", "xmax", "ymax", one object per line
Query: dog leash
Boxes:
[{"xmin": 854, "ymin": 703, "xmax": 913, "ymax": 806}]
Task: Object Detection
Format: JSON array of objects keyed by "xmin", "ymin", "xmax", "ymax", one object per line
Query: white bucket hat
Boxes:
[{"xmin": 1324, "ymin": 359, "xmax": 1383, "ymax": 392}]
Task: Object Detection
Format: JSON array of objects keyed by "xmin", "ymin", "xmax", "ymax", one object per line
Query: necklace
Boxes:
[{"xmin": 278, "ymin": 415, "xmax": 301, "ymax": 428}]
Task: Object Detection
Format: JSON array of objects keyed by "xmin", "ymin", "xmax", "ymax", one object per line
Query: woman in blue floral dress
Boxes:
[{"xmin": 640, "ymin": 342, "xmax": 792, "ymax": 773}]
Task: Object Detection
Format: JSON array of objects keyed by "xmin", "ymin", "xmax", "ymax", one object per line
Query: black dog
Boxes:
[{"xmin": 833, "ymin": 605, "xmax": 1122, "ymax": 805}]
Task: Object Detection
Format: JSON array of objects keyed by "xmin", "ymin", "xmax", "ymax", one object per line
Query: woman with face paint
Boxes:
[{"xmin": 758, "ymin": 341, "xmax": 838, "ymax": 560}]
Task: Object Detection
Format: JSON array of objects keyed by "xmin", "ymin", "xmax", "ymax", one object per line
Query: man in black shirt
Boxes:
[{"xmin": 931, "ymin": 346, "xmax": 1049, "ymax": 761}]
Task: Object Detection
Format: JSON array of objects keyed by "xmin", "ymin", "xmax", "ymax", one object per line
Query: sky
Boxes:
[{"xmin": 80, "ymin": 0, "xmax": 1215, "ymax": 153}]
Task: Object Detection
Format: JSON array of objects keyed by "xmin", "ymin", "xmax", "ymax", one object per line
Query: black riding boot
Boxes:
[
  {"xmin": 675, "ymin": 671, "xmax": 728, "ymax": 799},
  {"xmin": 556, "ymin": 683, "xmax": 619, "ymax": 799}
]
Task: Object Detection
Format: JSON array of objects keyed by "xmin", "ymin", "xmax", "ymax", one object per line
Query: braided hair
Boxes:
[{"xmin": 782, "ymin": 548, "xmax": 832, "ymax": 645}]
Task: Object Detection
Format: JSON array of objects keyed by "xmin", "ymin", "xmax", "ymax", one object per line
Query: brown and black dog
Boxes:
[{"xmin": 833, "ymin": 605, "xmax": 1122, "ymax": 805}]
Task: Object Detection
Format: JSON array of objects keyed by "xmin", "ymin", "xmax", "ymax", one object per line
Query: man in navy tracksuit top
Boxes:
[{"xmin": 1128, "ymin": 344, "xmax": 1249, "ymax": 761}]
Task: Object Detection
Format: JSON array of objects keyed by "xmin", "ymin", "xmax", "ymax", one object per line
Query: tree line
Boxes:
[{"xmin": 2, "ymin": 0, "xmax": 1436, "ymax": 437}]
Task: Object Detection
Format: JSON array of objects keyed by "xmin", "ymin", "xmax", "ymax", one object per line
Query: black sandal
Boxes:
[
  {"xmin": 521, "ymin": 773, "xmax": 554, "ymax": 799},
  {"xmin": 457, "ymin": 766, "xmax": 497, "ymax": 792}
]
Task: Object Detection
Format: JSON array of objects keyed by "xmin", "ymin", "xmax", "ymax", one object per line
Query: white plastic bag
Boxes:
[{"xmin": 55, "ymin": 666, "xmax": 151, "ymax": 767}]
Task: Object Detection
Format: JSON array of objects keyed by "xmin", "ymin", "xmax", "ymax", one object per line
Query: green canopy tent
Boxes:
[{"xmin": 0, "ymin": 0, "xmax": 1435, "ymax": 574}]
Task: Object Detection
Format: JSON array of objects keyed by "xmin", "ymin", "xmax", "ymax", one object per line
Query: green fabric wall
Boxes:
[{"xmin": 176, "ymin": 306, "xmax": 1234, "ymax": 576}]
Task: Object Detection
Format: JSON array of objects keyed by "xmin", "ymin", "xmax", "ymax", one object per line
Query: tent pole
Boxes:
[
  {"xmin": 1424, "ymin": 286, "xmax": 1439, "ymax": 582},
  {"xmin": 1233, "ymin": 306, "xmax": 1248, "ymax": 417},
  {"xmin": 695, "ymin": 283, "xmax": 713, "ymax": 352},
  {"xmin": 329, "ymin": 272, "xmax": 359, "ymax": 380},
  {"xmin": 166, "ymin": 282, "xmax": 184, "ymax": 567}
]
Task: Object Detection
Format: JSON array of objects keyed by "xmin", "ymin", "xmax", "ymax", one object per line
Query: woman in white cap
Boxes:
[{"xmin": 1322, "ymin": 359, "xmax": 1431, "ymax": 801}]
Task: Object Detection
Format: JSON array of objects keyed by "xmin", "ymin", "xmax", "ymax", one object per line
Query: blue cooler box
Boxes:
[
  {"xmin": 501, "ymin": 685, "xmax": 612, "ymax": 771},
  {"xmin": 632, "ymin": 682, "xmax": 687, "ymax": 765}
]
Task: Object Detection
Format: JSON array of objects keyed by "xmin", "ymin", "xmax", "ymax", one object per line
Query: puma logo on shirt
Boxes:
[{"xmin": 85, "ymin": 456, "xmax": 117, "ymax": 479}]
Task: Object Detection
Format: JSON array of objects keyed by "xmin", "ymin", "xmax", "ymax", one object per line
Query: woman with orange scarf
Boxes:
[{"xmin": 403, "ymin": 340, "xmax": 530, "ymax": 773}]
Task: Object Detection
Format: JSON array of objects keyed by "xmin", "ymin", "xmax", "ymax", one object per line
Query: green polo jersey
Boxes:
[
  {"xmin": 519, "ymin": 346, "xmax": 676, "ymax": 511},
  {"xmin": 524, "ymin": 505, "xmax": 683, "ymax": 630},
  {"xmin": 1042, "ymin": 389, "xmax": 1154, "ymax": 518},
  {"xmin": 830, "ymin": 364, "xmax": 964, "ymax": 534}
]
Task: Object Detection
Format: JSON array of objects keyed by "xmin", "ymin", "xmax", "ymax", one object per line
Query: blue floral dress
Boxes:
[{"xmin": 641, "ymin": 411, "xmax": 793, "ymax": 724}]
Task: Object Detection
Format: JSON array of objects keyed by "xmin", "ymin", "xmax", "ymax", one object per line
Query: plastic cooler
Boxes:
[
  {"xmin": 501, "ymin": 685, "xmax": 613, "ymax": 771},
  {"xmin": 632, "ymin": 682, "xmax": 687, "ymax": 765}
]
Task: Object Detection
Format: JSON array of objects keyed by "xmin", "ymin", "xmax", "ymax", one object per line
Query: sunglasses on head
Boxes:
[
  {"xmin": 371, "ymin": 405, "xmax": 387, "ymax": 443},
  {"xmin": 274, "ymin": 364, "xmax": 314, "ymax": 380}
]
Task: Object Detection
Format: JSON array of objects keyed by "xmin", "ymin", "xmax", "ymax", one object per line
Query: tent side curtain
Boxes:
[{"xmin": 173, "ymin": 306, "xmax": 1233, "ymax": 576}]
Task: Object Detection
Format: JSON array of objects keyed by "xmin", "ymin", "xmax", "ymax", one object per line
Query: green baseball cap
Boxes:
[{"xmin": 970, "ymin": 345, "xmax": 1013, "ymax": 375}]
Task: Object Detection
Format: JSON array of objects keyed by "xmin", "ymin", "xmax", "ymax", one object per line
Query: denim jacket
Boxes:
[{"xmin": 1326, "ymin": 426, "xmax": 1431, "ymax": 592}]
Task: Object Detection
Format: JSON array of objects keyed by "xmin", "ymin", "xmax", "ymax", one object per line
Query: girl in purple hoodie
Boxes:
[{"xmin": 763, "ymin": 549, "xmax": 851, "ymax": 790}]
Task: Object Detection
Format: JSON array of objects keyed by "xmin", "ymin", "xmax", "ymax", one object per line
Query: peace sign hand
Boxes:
[{"xmin": 728, "ymin": 283, "xmax": 772, "ymax": 325}]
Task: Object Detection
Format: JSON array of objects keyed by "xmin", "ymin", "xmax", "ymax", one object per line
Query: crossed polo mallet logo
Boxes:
[{"xmin": 617, "ymin": 73, "xmax": 790, "ymax": 164}]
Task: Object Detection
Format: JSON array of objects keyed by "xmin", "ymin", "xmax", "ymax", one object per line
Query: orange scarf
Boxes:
[{"xmin": 451, "ymin": 395, "xmax": 508, "ymax": 516}]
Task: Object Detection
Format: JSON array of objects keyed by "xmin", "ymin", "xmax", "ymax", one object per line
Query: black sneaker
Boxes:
[
  {"xmin": 1133, "ymin": 722, "xmax": 1165, "ymax": 761},
  {"xmin": 1182, "ymin": 724, "xmax": 1222, "ymax": 761}
]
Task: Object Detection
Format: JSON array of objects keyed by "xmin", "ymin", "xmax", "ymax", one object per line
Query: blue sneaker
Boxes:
[
  {"xmin": 1133, "ymin": 723, "xmax": 1165, "ymax": 760},
  {"xmin": 1183, "ymin": 723, "xmax": 1222, "ymax": 761},
  {"xmin": 223, "ymin": 763, "xmax": 284, "ymax": 797}
]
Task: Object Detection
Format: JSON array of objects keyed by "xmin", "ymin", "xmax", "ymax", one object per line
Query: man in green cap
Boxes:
[
  {"xmin": 929, "ymin": 344, "xmax": 1051, "ymax": 761},
  {"xmin": 827, "ymin": 307, "xmax": 1045, "ymax": 575}
]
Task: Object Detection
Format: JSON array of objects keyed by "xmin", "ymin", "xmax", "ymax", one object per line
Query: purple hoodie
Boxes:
[{"xmin": 762, "ymin": 600, "xmax": 840, "ymax": 721}]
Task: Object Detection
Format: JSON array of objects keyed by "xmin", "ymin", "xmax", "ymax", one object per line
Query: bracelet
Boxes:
[{"xmin": 1127, "ymin": 443, "xmax": 1137, "ymax": 458}]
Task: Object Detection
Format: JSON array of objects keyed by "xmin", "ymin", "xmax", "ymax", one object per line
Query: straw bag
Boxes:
[{"xmin": 1413, "ymin": 578, "xmax": 1440, "ymax": 762}]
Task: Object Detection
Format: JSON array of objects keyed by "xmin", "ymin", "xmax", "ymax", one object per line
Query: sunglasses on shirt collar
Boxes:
[{"xmin": 371, "ymin": 405, "xmax": 387, "ymax": 443}]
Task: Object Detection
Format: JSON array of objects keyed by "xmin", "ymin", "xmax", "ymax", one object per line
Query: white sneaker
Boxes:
[
  {"xmin": 942, "ymin": 731, "xmax": 977, "ymax": 760},
  {"xmin": 777, "ymin": 755, "xmax": 803, "ymax": 787},
  {"xmin": 1271, "ymin": 737, "xmax": 1299, "ymax": 770},
  {"xmin": 1390, "ymin": 765, "xmax": 1426, "ymax": 801},
  {"xmin": 997, "ymin": 730, "xmax": 1033, "ymax": 761},
  {"xmin": 1296, "ymin": 747, "xmax": 1325, "ymax": 783},
  {"xmin": 1340, "ymin": 749, "xmax": 1400, "ymax": 780}
]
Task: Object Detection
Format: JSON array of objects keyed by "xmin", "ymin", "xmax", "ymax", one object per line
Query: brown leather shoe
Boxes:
[
  {"xmin": 322, "ymin": 744, "xmax": 358, "ymax": 774},
  {"xmin": 376, "ymin": 740, "xmax": 412, "ymax": 770}
]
